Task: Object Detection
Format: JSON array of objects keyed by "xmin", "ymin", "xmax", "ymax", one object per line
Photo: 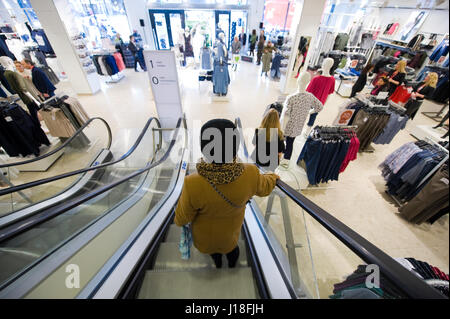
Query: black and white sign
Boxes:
[{"xmin": 143, "ymin": 50, "xmax": 183, "ymax": 133}]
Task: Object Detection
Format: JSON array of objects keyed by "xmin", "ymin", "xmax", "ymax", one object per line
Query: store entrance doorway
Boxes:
[
  {"xmin": 149, "ymin": 9, "xmax": 185, "ymax": 50},
  {"xmin": 149, "ymin": 9, "xmax": 247, "ymax": 53}
]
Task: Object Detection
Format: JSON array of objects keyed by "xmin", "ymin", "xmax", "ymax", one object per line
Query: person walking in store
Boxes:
[
  {"xmin": 249, "ymin": 29, "xmax": 257, "ymax": 56},
  {"xmin": 174, "ymin": 119, "xmax": 279, "ymax": 269},
  {"xmin": 350, "ymin": 63, "xmax": 374, "ymax": 98},
  {"xmin": 231, "ymin": 36, "xmax": 242, "ymax": 71},
  {"xmin": 404, "ymin": 72, "xmax": 438, "ymax": 119},
  {"xmin": 22, "ymin": 58, "xmax": 56, "ymax": 99},
  {"xmin": 256, "ymin": 37, "xmax": 265, "ymax": 65},
  {"xmin": 128, "ymin": 35, "xmax": 146, "ymax": 72},
  {"xmin": 261, "ymin": 41, "xmax": 275, "ymax": 77},
  {"xmin": 251, "ymin": 109, "xmax": 286, "ymax": 172},
  {"xmin": 386, "ymin": 60, "xmax": 407, "ymax": 96}
]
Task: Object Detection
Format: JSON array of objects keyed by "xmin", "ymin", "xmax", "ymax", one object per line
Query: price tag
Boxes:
[{"xmin": 4, "ymin": 116, "xmax": 13, "ymax": 122}]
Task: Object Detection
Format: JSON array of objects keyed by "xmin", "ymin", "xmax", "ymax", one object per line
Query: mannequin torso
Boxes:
[{"xmin": 282, "ymin": 72, "xmax": 323, "ymax": 137}]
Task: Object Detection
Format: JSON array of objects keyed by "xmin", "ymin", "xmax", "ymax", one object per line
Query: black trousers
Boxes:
[
  {"xmin": 210, "ymin": 245, "xmax": 240, "ymax": 268},
  {"xmin": 284, "ymin": 136, "xmax": 296, "ymax": 160},
  {"xmin": 26, "ymin": 101, "xmax": 40, "ymax": 127}
]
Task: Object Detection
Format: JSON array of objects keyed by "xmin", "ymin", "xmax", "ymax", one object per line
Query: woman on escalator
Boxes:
[{"xmin": 174, "ymin": 119, "xmax": 279, "ymax": 268}]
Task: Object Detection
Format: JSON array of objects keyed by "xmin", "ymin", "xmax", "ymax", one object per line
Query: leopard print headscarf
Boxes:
[{"xmin": 196, "ymin": 158, "xmax": 244, "ymax": 185}]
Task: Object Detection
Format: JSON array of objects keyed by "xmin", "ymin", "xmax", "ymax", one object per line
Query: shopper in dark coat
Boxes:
[
  {"xmin": 22, "ymin": 58, "xmax": 56, "ymax": 98},
  {"xmin": 256, "ymin": 38, "xmax": 265, "ymax": 65},
  {"xmin": 128, "ymin": 35, "xmax": 146, "ymax": 72},
  {"xmin": 350, "ymin": 63, "xmax": 373, "ymax": 98}
]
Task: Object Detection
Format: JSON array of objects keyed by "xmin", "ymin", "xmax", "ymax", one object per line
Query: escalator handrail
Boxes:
[
  {"xmin": 0, "ymin": 117, "xmax": 162, "ymax": 197},
  {"xmin": 0, "ymin": 117, "xmax": 112, "ymax": 168},
  {"xmin": 235, "ymin": 117, "xmax": 445, "ymax": 299},
  {"xmin": 0, "ymin": 116, "xmax": 184, "ymax": 243}
]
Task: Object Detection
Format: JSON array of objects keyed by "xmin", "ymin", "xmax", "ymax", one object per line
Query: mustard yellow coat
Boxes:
[{"xmin": 174, "ymin": 164, "xmax": 277, "ymax": 254}]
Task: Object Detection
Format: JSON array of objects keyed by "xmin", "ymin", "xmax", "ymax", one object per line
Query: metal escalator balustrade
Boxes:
[
  {"xmin": 0, "ymin": 117, "xmax": 163, "ymax": 228},
  {"xmin": 0, "ymin": 117, "xmax": 113, "ymax": 216},
  {"xmin": 0, "ymin": 116, "xmax": 186, "ymax": 298},
  {"xmin": 234, "ymin": 117, "xmax": 445, "ymax": 299}
]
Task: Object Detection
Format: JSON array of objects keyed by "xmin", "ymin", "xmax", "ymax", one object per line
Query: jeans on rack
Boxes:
[
  {"xmin": 320, "ymin": 141, "xmax": 340, "ymax": 183},
  {"xmin": 284, "ymin": 136, "xmax": 296, "ymax": 160},
  {"xmin": 315, "ymin": 141, "xmax": 336, "ymax": 184},
  {"xmin": 329, "ymin": 141, "xmax": 350, "ymax": 181},
  {"xmin": 297, "ymin": 137, "xmax": 323, "ymax": 185}
]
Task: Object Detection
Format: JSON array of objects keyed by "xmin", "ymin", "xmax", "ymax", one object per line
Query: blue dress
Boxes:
[{"xmin": 212, "ymin": 42, "xmax": 230, "ymax": 95}]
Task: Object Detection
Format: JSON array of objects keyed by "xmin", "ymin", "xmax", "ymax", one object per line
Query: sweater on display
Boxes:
[
  {"xmin": 306, "ymin": 75, "xmax": 335, "ymax": 105},
  {"xmin": 284, "ymin": 92, "xmax": 323, "ymax": 137}
]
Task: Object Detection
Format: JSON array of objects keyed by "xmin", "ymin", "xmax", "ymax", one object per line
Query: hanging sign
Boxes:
[{"xmin": 143, "ymin": 50, "xmax": 183, "ymax": 134}]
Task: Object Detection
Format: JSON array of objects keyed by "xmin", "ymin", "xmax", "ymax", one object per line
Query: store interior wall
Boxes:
[
  {"xmin": 248, "ymin": 0, "xmax": 266, "ymax": 33},
  {"xmin": 123, "ymin": 0, "xmax": 154, "ymax": 49}
]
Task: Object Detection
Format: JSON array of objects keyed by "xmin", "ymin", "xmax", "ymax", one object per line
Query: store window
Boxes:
[
  {"xmin": 65, "ymin": 0, "xmax": 131, "ymax": 50},
  {"xmin": 263, "ymin": 0, "xmax": 297, "ymax": 34}
]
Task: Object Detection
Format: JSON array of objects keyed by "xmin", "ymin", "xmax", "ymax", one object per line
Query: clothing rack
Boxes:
[
  {"xmin": 415, "ymin": 137, "xmax": 449, "ymax": 190},
  {"xmin": 386, "ymin": 138, "xmax": 449, "ymax": 206}
]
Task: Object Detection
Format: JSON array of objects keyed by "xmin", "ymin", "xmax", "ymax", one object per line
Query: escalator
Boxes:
[
  {"xmin": 0, "ymin": 116, "xmax": 163, "ymax": 226},
  {"xmin": 0, "ymin": 115, "xmax": 445, "ymax": 299}
]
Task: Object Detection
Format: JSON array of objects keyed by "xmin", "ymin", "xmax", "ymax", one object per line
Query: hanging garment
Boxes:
[
  {"xmin": 212, "ymin": 61, "xmax": 230, "ymax": 95},
  {"xmin": 360, "ymin": 33, "xmax": 374, "ymax": 50},
  {"xmin": 352, "ymin": 108, "xmax": 391, "ymax": 151},
  {"xmin": 0, "ymin": 36, "xmax": 16, "ymax": 61},
  {"xmin": 201, "ymin": 47, "xmax": 212, "ymax": 70},
  {"xmin": 373, "ymin": 111, "xmax": 409, "ymax": 145},
  {"xmin": 212, "ymin": 42, "xmax": 230, "ymax": 95},
  {"xmin": 333, "ymin": 33, "xmax": 349, "ymax": 51},
  {"xmin": 63, "ymin": 96, "xmax": 89, "ymax": 125},
  {"xmin": 0, "ymin": 102, "xmax": 50, "ymax": 157},
  {"xmin": 97, "ymin": 56, "xmax": 109, "ymax": 75},
  {"xmin": 399, "ymin": 165, "xmax": 449, "ymax": 225},
  {"xmin": 38, "ymin": 108, "xmax": 76, "ymax": 138},
  {"xmin": 105, "ymin": 55, "xmax": 119, "ymax": 75},
  {"xmin": 284, "ymin": 92, "xmax": 323, "ymax": 138},
  {"xmin": 31, "ymin": 29, "xmax": 55, "ymax": 55},
  {"xmin": 297, "ymin": 127, "xmax": 356, "ymax": 185},
  {"xmin": 113, "ymin": 52, "xmax": 125, "ymax": 72},
  {"xmin": 429, "ymin": 39, "xmax": 449, "ymax": 62},
  {"xmin": 379, "ymin": 141, "xmax": 448, "ymax": 202},
  {"xmin": 306, "ymin": 75, "xmax": 335, "ymax": 105},
  {"xmin": 31, "ymin": 66, "xmax": 56, "ymax": 97}
]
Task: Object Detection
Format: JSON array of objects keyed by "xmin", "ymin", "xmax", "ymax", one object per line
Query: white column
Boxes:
[
  {"xmin": 280, "ymin": 0, "xmax": 327, "ymax": 94},
  {"xmin": 29, "ymin": 0, "xmax": 100, "ymax": 95},
  {"xmin": 123, "ymin": 0, "xmax": 155, "ymax": 49}
]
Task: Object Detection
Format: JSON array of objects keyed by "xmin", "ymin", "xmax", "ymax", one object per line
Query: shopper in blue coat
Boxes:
[{"xmin": 22, "ymin": 58, "xmax": 56, "ymax": 99}]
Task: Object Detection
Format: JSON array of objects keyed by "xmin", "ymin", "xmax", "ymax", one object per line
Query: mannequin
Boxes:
[
  {"xmin": 279, "ymin": 72, "xmax": 323, "ymax": 167},
  {"xmin": 0, "ymin": 56, "xmax": 41, "ymax": 126},
  {"xmin": 212, "ymin": 33, "xmax": 230, "ymax": 96},
  {"xmin": 182, "ymin": 27, "xmax": 195, "ymax": 66},
  {"xmin": 304, "ymin": 57, "xmax": 335, "ymax": 134}
]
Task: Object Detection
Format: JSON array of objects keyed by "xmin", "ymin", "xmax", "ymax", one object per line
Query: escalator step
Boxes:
[
  {"xmin": 153, "ymin": 242, "xmax": 247, "ymax": 271},
  {"xmin": 138, "ymin": 267, "xmax": 257, "ymax": 299}
]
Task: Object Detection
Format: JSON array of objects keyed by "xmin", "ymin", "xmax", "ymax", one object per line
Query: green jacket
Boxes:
[{"xmin": 4, "ymin": 70, "xmax": 33, "ymax": 105}]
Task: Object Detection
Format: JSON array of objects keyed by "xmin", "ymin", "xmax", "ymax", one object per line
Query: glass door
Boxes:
[
  {"xmin": 149, "ymin": 10, "xmax": 185, "ymax": 50},
  {"xmin": 215, "ymin": 10, "xmax": 231, "ymax": 49}
]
